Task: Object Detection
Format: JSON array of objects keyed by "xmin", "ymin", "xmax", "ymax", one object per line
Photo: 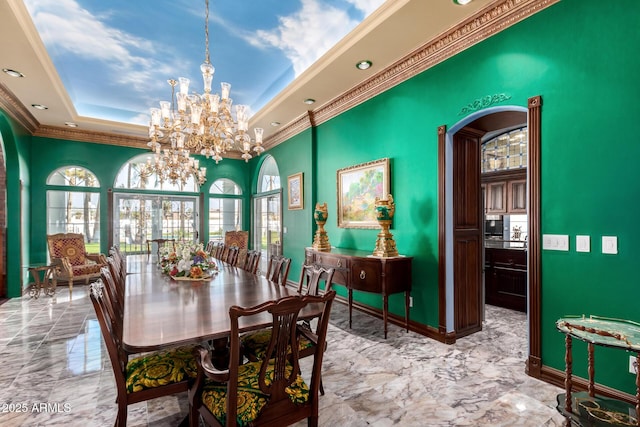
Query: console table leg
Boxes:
[
  {"xmin": 405, "ymin": 291, "xmax": 410, "ymax": 333},
  {"xmin": 383, "ymin": 294, "xmax": 389, "ymax": 339},
  {"xmin": 635, "ymin": 353, "xmax": 639, "ymax": 426},
  {"xmin": 587, "ymin": 342, "xmax": 595, "ymax": 397},
  {"xmin": 348, "ymin": 289, "xmax": 353, "ymax": 329},
  {"xmin": 565, "ymin": 335, "xmax": 573, "ymax": 414}
]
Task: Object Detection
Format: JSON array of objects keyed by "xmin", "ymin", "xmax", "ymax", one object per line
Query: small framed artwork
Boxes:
[
  {"xmin": 287, "ymin": 172, "xmax": 303, "ymax": 210},
  {"xmin": 337, "ymin": 158, "xmax": 390, "ymax": 228}
]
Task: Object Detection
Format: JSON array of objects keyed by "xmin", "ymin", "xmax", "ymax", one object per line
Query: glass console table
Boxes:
[{"xmin": 556, "ymin": 315, "xmax": 640, "ymax": 426}]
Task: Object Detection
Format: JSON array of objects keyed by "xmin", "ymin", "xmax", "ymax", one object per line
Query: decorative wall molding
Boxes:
[
  {"xmin": 0, "ymin": 82, "xmax": 38, "ymax": 134},
  {"xmin": 459, "ymin": 93, "xmax": 512, "ymax": 115},
  {"xmin": 263, "ymin": 112, "xmax": 314, "ymax": 150},
  {"xmin": 33, "ymin": 125, "xmax": 149, "ymax": 149},
  {"xmin": 3, "ymin": 0, "xmax": 559, "ymax": 150},
  {"xmin": 266, "ymin": 0, "xmax": 559, "ymax": 147}
]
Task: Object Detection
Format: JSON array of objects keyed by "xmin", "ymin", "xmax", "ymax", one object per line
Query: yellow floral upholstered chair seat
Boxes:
[
  {"xmin": 125, "ymin": 346, "xmax": 198, "ymax": 393},
  {"xmin": 47, "ymin": 233, "xmax": 107, "ymax": 291},
  {"xmin": 201, "ymin": 361, "xmax": 309, "ymax": 426},
  {"xmin": 241, "ymin": 329, "xmax": 314, "ymax": 361}
]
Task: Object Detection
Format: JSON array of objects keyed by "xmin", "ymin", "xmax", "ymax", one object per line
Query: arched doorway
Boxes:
[{"xmin": 437, "ymin": 96, "xmax": 542, "ymax": 375}]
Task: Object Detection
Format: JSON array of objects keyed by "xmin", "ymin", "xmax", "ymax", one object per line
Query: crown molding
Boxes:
[
  {"xmin": 264, "ymin": 0, "xmax": 559, "ymax": 147},
  {"xmin": 33, "ymin": 125, "xmax": 149, "ymax": 149},
  {"xmin": 263, "ymin": 112, "xmax": 314, "ymax": 150},
  {"xmin": 3, "ymin": 0, "xmax": 559, "ymax": 152},
  {"xmin": 0, "ymin": 82, "xmax": 39, "ymax": 133}
]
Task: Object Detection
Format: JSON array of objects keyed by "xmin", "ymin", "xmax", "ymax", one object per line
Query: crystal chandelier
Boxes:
[{"xmin": 147, "ymin": 0, "xmax": 264, "ymax": 170}]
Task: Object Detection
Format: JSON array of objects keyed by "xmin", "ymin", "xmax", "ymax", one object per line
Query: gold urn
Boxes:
[
  {"xmin": 373, "ymin": 194, "xmax": 399, "ymax": 257},
  {"xmin": 312, "ymin": 202, "xmax": 331, "ymax": 252}
]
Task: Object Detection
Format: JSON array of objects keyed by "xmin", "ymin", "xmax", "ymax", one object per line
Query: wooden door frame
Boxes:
[{"xmin": 437, "ymin": 95, "xmax": 542, "ymax": 378}]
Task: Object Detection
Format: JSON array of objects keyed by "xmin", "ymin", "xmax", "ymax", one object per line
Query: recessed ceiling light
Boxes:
[
  {"xmin": 2, "ymin": 68, "xmax": 24, "ymax": 78},
  {"xmin": 453, "ymin": 0, "xmax": 473, "ymax": 4},
  {"xmin": 303, "ymin": 98, "xmax": 315, "ymax": 105},
  {"xmin": 270, "ymin": 121, "xmax": 281, "ymax": 127},
  {"xmin": 31, "ymin": 104, "xmax": 48, "ymax": 110},
  {"xmin": 65, "ymin": 122, "xmax": 78, "ymax": 128},
  {"xmin": 356, "ymin": 60, "xmax": 372, "ymax": 70}
]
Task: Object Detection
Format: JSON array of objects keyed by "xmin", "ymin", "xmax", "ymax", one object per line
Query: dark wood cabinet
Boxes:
[
  {"xmin": 305, "ymin": 247, "xmax": 412, "ymax": 338},
  {"xmin": 484, "ymin": 247, "xmax": 527, "ymax": 312}
]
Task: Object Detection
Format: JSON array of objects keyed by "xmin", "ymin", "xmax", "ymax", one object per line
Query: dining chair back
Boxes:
[
  {"xmin": 265, "ymin": 255, "xmax": 291, "ymax": 286},
  {"xmin": 213, "ymin": 243, "xmax": 226, "ymax": 260},
  {"xmin": 297, "ymin": 264, "xmax": 335, "ymax": 296},
  {"xmin": 205, "ymin": 240, "xmax": 216, "ymax": 256},
  {"xmin": 90, "ymin": 281, "xmax": 198, "ymax": 427},
  {"xmin": 189, "ymin": 290, "xmax": 336, "ymax": 427},
  {"xmin": 242, "ymin": 264, "xmax": 336, "ymax": 395},
  {"xmin": 243, "ymin": 250, "xmax": 261, "ymax": 274},
  {"xmin": 146, "ymin": 238, "xmax": 175, "ymax": 257},
  {"xmin": 225, "ymin": 246, "xmax": 239, "ymax": 266},
  {"xmin": 108, "ymin": 246, "xmax": 127, "ymax": 284}
]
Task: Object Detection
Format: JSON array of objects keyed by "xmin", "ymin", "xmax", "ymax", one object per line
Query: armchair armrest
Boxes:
[
  {"xmin": 86, "ymin": 253, "xmax": 108, "ymax": 264},
  {"xmin": 50, "ymin": 257, "xmax": 73, "ymax": 277},
  {"xmin": 193, "ymin": 345, "xmax": 229, "ymax": 382}
]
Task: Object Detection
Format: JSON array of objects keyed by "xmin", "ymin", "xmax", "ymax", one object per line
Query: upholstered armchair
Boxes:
[{"xmin": 47, "ymin": 233, "xmax": 107, "ymax": 292}]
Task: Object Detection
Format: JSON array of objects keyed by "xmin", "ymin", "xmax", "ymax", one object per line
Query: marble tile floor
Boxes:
[{"xmin": 0, "ymin": 286, "xmax": 567, "ymax": 427}]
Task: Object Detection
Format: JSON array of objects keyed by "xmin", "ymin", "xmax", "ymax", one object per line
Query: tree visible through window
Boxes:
[{"xmin": 46, "ymin": 166, "xmax": 101, "ymax": 251}]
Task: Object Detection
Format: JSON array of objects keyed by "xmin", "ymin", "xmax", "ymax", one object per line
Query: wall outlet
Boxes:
[
  {"xmin": 629, "ymin": 355, "xmax": 637, "ymax": 374},
  {"xmin": 409, "ymin": 296, "xmax": 413, "ymax": 307}
]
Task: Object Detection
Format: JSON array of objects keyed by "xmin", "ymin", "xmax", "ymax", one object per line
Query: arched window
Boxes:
[
  {"xmin": 482, "ymin": 127, "xmax": 528, "ymax": 173},
  {"xmin": 258, "ymin": 155, "xmax": 281, "ymax": 192},
  {"xmin": 46, "ymin": 166, "xmax": 101, "ymax": 249},
  {"xmin": 112, "ymin": 154, "xmax": 200, "ymax": 254},
  {"xmin": 253, "ymin": 156, "xmax": 282, "ymax": 271},
  {"xmin": 114, "ymin": 153, "xmax": 199, "ymax": 192},
  {"xmin": 209, "ymin": 178, "xmax": 243, "ymax": 242}
]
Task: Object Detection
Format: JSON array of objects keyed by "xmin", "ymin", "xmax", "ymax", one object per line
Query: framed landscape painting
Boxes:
[
  {"xmin": 287, "ymin": 172, "xmax": 303, "ymax": 210},
  {"xmin": 337, "ymin": 158, "xmax": 390, "ymax": 228}
]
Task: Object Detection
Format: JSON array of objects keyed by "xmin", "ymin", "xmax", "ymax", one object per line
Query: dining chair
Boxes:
[
  {"xmin": 213, "ymin": 243, "xmax": 226, "ymax": 260},
  {"xmin": 205, "ymin": 240, "xmax": 216, "ymax": 256},
  {"xmin": 265, "ymin": 255, "xmax": 291, "ymax": 286},
  {"xmin": 146, "ymin": 238, "xmax": 175, "ymax": 257},
  {"xmin": 241, "ymin": 264, "xmax": 335, "ymax": 394},
  {"xmin": 188, "ymin": 290, "xmax": 336, "ymax": 427},
  {"xmin": 225, "ymin": 246, "xmax": 239, "ymax": 266},
  {"xmin": 89, "ymin": 281, "xmax": 198, "ymax": 427},
  {"xmin": 243, "ymin": 250, "xmax": 261, "ymax": 274}
]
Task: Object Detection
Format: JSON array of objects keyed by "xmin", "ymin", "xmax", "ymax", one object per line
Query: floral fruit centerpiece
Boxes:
[{"xmin": 159, "ymin": 241, "xmax": 217, "ymax": 279}]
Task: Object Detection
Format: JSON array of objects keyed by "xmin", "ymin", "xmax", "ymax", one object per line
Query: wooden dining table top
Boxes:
[{"xmin": 122, "ymin": 255, "xmax": 304, "ymax": 353}]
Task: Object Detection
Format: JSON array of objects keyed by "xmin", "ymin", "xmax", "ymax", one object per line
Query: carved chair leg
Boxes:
[{"xmin": 69, "ymin": 279, "xmax": 74, "ymax": 294}]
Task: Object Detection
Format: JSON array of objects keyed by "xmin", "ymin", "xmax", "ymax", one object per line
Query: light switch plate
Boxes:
[
  {"xmin": 602, "ymin": 236, "xmax": 618, "ymax": 254},
  {"xmin": 576, "ymin": 235, "xmax": 590, "ymax": 253},
  {"xmin": 542, "ymin": 234, "xmax": 569, "ymax": 251}
]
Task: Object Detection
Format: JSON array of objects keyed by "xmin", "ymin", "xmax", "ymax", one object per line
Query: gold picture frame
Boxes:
[
  {"xmin": 337, "ymin": 158, "xmax": 390, "ymax": 228},
  {"xmin": 287, "ymin": 172, "xmax": 303, "ymax": 210}
]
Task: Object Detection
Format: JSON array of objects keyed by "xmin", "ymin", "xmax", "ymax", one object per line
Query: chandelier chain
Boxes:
[
  {"xmin": 144, "ymin": 0, "xmax": 265, "ymax": 187},
  {"xmin": 204, "ymin": 0, "xmax": 210, "ymax": 65}
]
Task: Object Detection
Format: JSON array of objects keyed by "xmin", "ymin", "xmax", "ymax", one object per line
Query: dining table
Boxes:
[{"xmin": 122, "ymin": 254, "xmax": 310, "ymax": 355}]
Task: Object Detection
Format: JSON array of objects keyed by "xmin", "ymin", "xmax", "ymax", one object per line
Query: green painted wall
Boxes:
[
  {"xmin": 308, "ymin": 0, "xmax": 640, "ymax": 394},
  {"xmin": 263, "ymin": 129, "xmax": 314, "ymax": 281},
  {"xmin": 0, "ymin": 112, "xmax": 31, "ymax": 297},
  {"xmin": 0, "ymin": 0, "xmax": 638, "ymax": 396}
]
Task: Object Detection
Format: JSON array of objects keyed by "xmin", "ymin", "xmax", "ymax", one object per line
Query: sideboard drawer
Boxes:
[
  {"xmin": 350, "ymin": 259, "xmax": 382, "ymax": 293},
  {"xmin": 315, "ymin": 253, "xmax": 348, "ymax": 285}
]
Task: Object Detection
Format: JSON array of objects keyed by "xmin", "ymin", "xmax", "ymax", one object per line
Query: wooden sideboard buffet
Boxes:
[
  {"xmin": 304, "ymin": 247, "xmax": 412, "ymax": 338},
  {"xmin": 556, "ymin": 315, "xmax": 640, "ymax": 426}
]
